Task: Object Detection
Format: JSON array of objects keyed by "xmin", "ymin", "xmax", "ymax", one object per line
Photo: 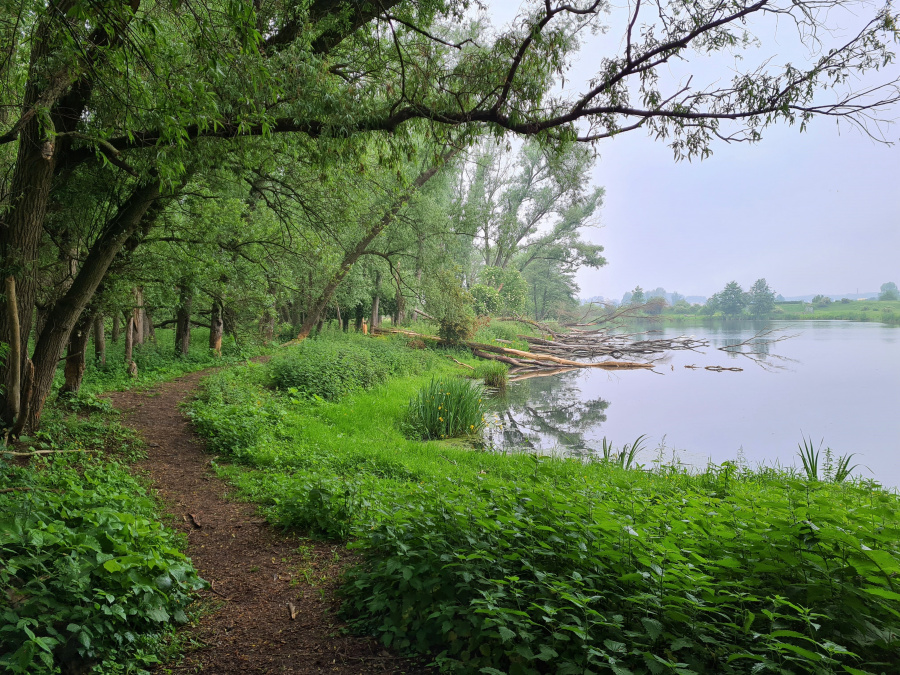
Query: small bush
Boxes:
[
  {"xmin": 474, "ymin": 360, "xmax": 508, "ymax": 390},
  {"xmin": 402, "ymin": 377, "xmax": 485, "ymax": 440}
]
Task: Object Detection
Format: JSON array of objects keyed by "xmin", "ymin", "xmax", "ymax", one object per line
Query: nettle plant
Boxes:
[{"xmin": 0, "ymin": 462, "xmax": 204, "ymax": 674}]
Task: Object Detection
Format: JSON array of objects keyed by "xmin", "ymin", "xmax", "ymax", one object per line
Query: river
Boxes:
[{"xmin": 485, "ymin": 320, "xmax": 900, "ymax": 486}]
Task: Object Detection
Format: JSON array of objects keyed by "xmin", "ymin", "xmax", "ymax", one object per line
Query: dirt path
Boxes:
[{"xmin": 110, "ymin": 368, "xmax": 429, "ymax": 675}]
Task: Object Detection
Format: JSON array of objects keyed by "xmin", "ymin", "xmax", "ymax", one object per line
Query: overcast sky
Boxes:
[{"xmin": 483, "ymin": 0, "xmax": 900, "ymax": 300}]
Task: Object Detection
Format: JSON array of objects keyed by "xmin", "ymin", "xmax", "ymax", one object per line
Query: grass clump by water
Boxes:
[
  {"xmin": 474, "ymin": 361, "xmax": 508, "ymax": 390},
  {"xmin": 189, "ymin": 342, "xmax": 900, "ymax": 675},
  {"xmin": 271, "ymin": 332, "xmax": 430, "ymax": 401},
  {"xmin": 402, "ymin": 377, "xmax": 485, "ymax": 440}
]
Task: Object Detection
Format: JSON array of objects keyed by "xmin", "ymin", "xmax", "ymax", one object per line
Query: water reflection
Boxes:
[
  {"xmin": 485, "ymin": 321, "xmax": 900, "ymax": 486},
  {"xmin": 485, "ymin": 369, "xmax": 610, "ymax": 456}
]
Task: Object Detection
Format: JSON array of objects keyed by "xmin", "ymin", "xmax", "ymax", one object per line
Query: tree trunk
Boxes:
[
  {"xmin": 112, "ymin": 313, "xmax": 121, "ymax": 342},
  {"xmin": 144, "ymin": 309, "xmax": 154, "ymax": 342},
  {"xmin": 93, "ymin": 313, "xmax": 106, "ymax": 365},
  {"xmin": 5, "ymin": 277, "xmax": 21, "ymax": 423},
  {"xmin": 124, "ymin": 316, "xmax": 134, "ymax": 363},
  {"xmin": 355, "ymin": 305, "xmax": 364, "ymax": 332},
  {"xmin": 132, "ymin": 287, "xmax": 144, "ymax": 345},
  {"xmin": 342, "ymin": 314, "xmax": 350, "ymax": 332},
  {"xmin": 23, "ymin": 180, "xmax": 161, "ymax": 431},
  {"xmin": 60, "ymin": 312, "xmax": 92, "ymax": 395},
  {"xmin": 223, "ymin": 305, "xmax": 238, "ymax": 343},
  {"xmin": 174, "ymin": 286, "xmax": 192, "ymax": 356},
  {"xmin": 371, "ymin": 270, "xmax": 382, "ymax": 329},
  {"xmin": 209, "ymin": 300, "xmax": 223, "ymax": 356}
]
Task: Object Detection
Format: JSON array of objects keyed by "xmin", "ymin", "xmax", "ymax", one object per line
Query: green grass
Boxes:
[
  {"xmin": 189, "ymin": 335, "xmax": 900, "ymax": 674},
  {"xmin": 774, "ymin": 300, "xmax": 900, "ymax": 324},
  {"xmin": 75, "ymin": 326, "xmax": 265, "ymax": 397},
  {"xmin": 654, "ymin": 301, "xmax": 900, "ymax": 324}
]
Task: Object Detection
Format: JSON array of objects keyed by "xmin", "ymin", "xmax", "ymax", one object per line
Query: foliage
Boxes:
[
  {"xmin": 470, "ymin": 284, "xmax": 502, "ymax": 316},
  {"xmin": 879, "ymin": 282, "xmax": 899, "ymax": 301},
  {"xmin": 343, "ymin": 470, "xmax": 900, "ymax": 675},
  {"xmin": 630, "ymin": 286, "xmax": 645, "ymax": 305},
  {"xmin": 747, "ymin": 278, "xmax": 776, "ymax": 318},
  {"xmin": 402, "ymin": 377, "xmax": 486, "ymax": 441},
  {"xmin": 812, "ymin": 294, "xmax": 833, "ymax": 308},
  {"xmin": 271, "ymin": 333, "xmax": 428, "ymax": 401},
  {"xmin": 797, "ymin": 435, "xmax": 860, "ymax": 484},
  {"xmin": 0, "ymin": 454, "xmax": 203, "ymax": 674},
  {"xmin": 718, "ymin": 281, "xmax": 749, "ymax": 316},
  {"xmin": 479, "ymin": 267, "xmax": 529, "ymax": 316},
  {"xmin": 600, "ymin": 435, "xmax": 647, "ymax": 469},
  {"xmin": 423, "ymin": 268, "xmax": 476, "ymax": 343}
]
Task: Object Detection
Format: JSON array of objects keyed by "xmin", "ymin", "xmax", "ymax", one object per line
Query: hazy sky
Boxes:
[{"xmin": 483, "ymin": 0, "xmax": 900, "ymax": 300}]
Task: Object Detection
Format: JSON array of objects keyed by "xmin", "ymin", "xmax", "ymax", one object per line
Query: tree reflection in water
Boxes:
[{"xmin": 484, "ymin": 370, "xmax": 609, "ymax": 457}]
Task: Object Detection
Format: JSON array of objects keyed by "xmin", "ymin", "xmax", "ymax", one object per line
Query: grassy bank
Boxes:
[
  {"xmin": 1, "ymin": 327, "xmax": 265, "ymax": 673},
  {"xmin": 188, "ymin": 331, "xmax": 900, "ymax": 675},
  {"xmin": 653, "ymin": 301, "xmax": 900, "ymax": 325}
]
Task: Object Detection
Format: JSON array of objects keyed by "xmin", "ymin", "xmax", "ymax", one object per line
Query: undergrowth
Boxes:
[
  {"xmin": 0, "ymin": 411, "xmax": 204, "ymax": 674},
  {"xmin": 270, "ymin": 332, "xmax": 432, "ymax": 400},
  {"xmin": 188, "ymin": 336, "xmax": 900, "ymax": 674}
]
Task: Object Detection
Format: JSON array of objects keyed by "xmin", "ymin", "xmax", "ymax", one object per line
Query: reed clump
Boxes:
[{"xmin": 402, "ymin": 377, "xmax": 485, "ymax": 440}]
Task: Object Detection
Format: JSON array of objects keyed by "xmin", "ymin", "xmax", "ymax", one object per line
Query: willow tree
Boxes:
[{"xmin": 1, "ymin": 0, "xmax": 898, "ymax": 430}]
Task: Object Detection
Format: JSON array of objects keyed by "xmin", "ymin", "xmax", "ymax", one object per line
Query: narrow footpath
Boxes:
[{"xmin": 110, "ymin": 368, "xmax": 429, "ymax": 675}]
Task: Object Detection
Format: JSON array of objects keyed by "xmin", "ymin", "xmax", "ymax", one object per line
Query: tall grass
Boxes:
[
  {"xmin": 474, "ymin": 360, "xmax": 508, "ymax": 390},
  {"xmin": 402, "ymin": 377, "xmax": 485, "ymax": 440}
]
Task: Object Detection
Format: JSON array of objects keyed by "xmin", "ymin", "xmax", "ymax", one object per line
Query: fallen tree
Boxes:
[{"xmin": 374, "ymin": 328, "xmax": 655, "ymax": 371}]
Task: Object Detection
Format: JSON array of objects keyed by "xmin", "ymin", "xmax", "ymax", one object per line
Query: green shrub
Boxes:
[
  {"xmin": 474, "ymin": 361, "xmax": 508, "ymax": 390},
  {"xmin": 402, "ymin": 377, "xmax": 485, "ymax": 440},
  {"xmin": 0, "ymin": 461, "xmax": 204, "ymax": 674},
  {"xmin": 270, "ymin": 334, "xmax": 427, "ymax": 401}
]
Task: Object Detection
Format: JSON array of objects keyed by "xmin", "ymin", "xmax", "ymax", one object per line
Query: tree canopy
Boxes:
[{"xmin": 1, "ymin": 0, "xmax": 898, "ymax": 429}]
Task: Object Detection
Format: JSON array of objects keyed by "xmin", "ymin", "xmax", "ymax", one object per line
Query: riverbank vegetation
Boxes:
[{"xmin": 186, "ymin": 332, "xmax": 900, "ymax": 674}]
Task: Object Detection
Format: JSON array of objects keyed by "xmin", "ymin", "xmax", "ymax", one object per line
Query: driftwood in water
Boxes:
[
  {"xmin": 473, "ymin": 349, "xmax": 528, "ymax": 368},
  {"xmin": 517, "ymin": 331, "xmax": 708, "ymax": 359},
  {"xmin": 375, "ymin": 328, "xmax": 654, "ymax": 370}
]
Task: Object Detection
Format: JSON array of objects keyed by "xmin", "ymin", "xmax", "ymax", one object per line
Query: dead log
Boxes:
[{"xmin": 472, "ymin": 349, "xmax": 528, "ymax": 368}]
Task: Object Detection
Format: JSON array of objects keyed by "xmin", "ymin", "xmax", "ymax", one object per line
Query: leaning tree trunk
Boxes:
[
  {"xmin": 174, "ymin": 285, "xmax": 192, "ymax": 356},
  {"xmin": 60, "ymin": 312, "xmax": 93, "ymax": 395},
  {"xmin": 294, "ymin": 149, "xmax": 456, "ymax": 341},
  {"xmin": 209, "ymin": 300, "xmax": 224, "ymax": 356},
  {"xmin": 23, "ymin": 180, "xmax": 161, "ymax": 431},
  {"xmin": 93, "ymin": 313, "xmax": 106, "ymax": 365}
]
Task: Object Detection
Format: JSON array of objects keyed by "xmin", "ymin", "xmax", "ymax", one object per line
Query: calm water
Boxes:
[{"xmin": 486, "ymin": 321, "xmax": 900, "ymax": 486}]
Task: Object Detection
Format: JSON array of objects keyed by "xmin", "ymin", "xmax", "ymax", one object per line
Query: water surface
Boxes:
[{"xmin": 486, "ymin": 321, "xmax": 900, "ymax": 486}]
